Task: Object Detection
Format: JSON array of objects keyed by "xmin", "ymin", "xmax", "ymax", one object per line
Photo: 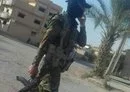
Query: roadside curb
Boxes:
[
  {"xmin": 87, "ymin": 77, "xmax": 105, "ymax": 88},
  {"xmin": 87, "ymin": 77, "xmax": 124, "ymax": 92}
]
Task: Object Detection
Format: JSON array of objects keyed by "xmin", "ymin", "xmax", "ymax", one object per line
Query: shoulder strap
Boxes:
[{"xmin": 59, "ymin": 14, "xmax": 70, "ymax": 48}]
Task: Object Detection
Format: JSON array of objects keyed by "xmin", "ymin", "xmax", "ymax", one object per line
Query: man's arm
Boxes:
[
  {"xmin": 77, "ymin": 16, "xmax": 87, "ymax": 47},
  {"xmin": 32, "ymin": 15, "xmax": 64, "ymax": 66},
  {"xmin": 28, "ymin": 15, "xmax": 64, "ymax": 76},
  {"xmin": 32, "ymin": 42, "xmax": 48, "ymax": 66}
]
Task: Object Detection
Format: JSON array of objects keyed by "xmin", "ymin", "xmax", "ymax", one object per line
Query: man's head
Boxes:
[{"xmin": 67, "ymin": 0, "xmax": 91, "ymax": 18}]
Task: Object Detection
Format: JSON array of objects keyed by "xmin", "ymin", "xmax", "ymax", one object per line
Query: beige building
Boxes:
[{"xmin": 1, "ymin": 0, "xmax": 62, "ymax": 45}]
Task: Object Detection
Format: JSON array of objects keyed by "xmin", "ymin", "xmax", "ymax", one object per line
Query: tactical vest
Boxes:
[{"xmin": 42, "ymin": 14, "xmax": 76, "ymax": 70}]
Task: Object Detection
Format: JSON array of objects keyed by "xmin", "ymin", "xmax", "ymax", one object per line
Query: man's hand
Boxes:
[
  {"xmin": 28, "ymin": 64, "xmax": 38, "ymax": 77},
  {"xmin": 78, "ymin": 15, "xmax": 86, "ymax": 27}
]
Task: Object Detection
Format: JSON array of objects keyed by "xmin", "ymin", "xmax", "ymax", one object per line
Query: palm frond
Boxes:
[
  {"xmin": 111, "ymin": 0, "xmax": 130, "ymax": 25},
  {"xmin": 97, "ymin": 0, "xmax": 110, "ymax": 23},
  {"xmin": 88, "ymin": 6, "xmax": 102, "ymax": 28},
  {"xmin": 88, "ymin": 0, "xmax": 130, "ymax": 34},
  {"xmin": 97, "ymin": 0, "xmax": 108, "ymax": 16},
  {"xmin": 88, "ymin": 6, "xmax": 109, "ymax": 30}
]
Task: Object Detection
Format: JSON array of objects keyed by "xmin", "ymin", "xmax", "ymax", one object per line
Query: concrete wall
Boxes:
[
  {"xmin": 38, "ymin": 0, "xmax": 50, "ymax": 5},
  {"xmin": 49, "ymin": 1, "xmax": 62, "ymax": 14},
  {"xmin": 121, "ymin": 50, "xmax": 130, "ymax": 77},
  {"xmin": 5, "ymin": 0, "xmax": 62, "ymax": 45},
  {"xmin": 7, "ymin": 21, "xmax": 31, "ymax": 42},
  {"xmin": 35, "ymin": 1, "xmax": 48, "ymax": 18},
  {"xmin": 6, "ymin": 0, "xmax": 47, "ymax": 44},
  {"xmin": 11, "ymin": 8, "xmax": 43, "ymax": 30}
]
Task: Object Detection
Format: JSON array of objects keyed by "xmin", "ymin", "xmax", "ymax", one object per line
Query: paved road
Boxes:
[{"xmin": 0, "ymin": 34, "xmax": 120, "ymax": 92}]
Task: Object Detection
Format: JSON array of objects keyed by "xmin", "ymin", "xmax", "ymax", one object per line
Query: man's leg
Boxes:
[
  {"xmin": 38, "ymin": 74, "xmax": 50, "ymax": 92},
  {"xmin": 50, "ymin": 67, "xmax": 61, "ymax": 92},
  {"xmin": 37, "ymin": 64, "xmax": 49, "ymax": 79}
]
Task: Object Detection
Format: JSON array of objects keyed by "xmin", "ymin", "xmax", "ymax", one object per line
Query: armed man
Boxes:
[{"xmin": 19, "ymin": 0, "xmax": 91, "ymax": 92}]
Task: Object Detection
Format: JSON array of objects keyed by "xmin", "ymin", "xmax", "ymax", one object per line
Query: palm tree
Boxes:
[{"xmin": 88, "ymin": 0, "xmax": 130, "ymax": 77}]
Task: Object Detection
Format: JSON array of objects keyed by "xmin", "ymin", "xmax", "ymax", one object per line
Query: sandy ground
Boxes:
[{"xmin": 0, "ymin": 34, "xmax": 121, "ymax": 92}]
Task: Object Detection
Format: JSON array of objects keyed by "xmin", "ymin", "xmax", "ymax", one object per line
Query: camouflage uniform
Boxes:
[{"xmin": 32, "ymin": 14, "xmax": 86, "ymax": 92}]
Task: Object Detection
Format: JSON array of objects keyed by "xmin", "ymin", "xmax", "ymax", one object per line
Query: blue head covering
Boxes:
[{"xmin": 67, "ymin": 0, "xmax": 91, "ymax": 18}]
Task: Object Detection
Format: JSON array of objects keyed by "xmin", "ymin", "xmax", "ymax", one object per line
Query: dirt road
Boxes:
[{"xmin": 0, "ymin": 34, "xmax": 120, "ymax": 92}]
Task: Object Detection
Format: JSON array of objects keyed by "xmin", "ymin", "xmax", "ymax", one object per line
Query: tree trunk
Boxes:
[{"xmin": 94, "ymin": 29, "xmax": 117, "ymax": 77}]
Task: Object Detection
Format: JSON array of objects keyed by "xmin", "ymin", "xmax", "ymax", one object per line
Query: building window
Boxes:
[
  {"xmin": 18, "ymin": 12, "xmax": 25, "ymax": 18},
  {"xmin": 44, "ymin": 24, "xmax": 47, "ymax": 28},
  {"xmin": 31, "ymin": 31, "xmax": 36, "ymax": 36},
  {"xmin": 39, "ymin": 6, "xmax": 45, "ymax": 13},
  {"xmin": 49, "ymin": 13, "xmax": 53, "ymax": 16},
  {"xmin": 34, "ymin": 19, "xmax": 41, "ymax": 25},
  {"xmin": 49, "ymin": 12, "xmax": 56, "ymax": 19}
]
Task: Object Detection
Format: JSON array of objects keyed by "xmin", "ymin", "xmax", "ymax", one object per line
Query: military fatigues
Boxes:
[{"xmin": 32, "ymin": 14, "xmax": 86, "ymax": 92}]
